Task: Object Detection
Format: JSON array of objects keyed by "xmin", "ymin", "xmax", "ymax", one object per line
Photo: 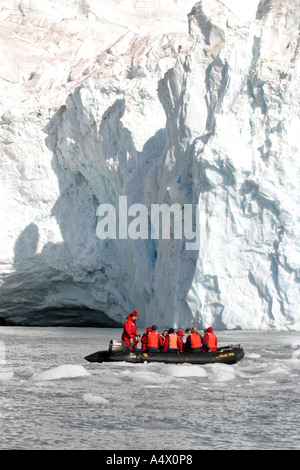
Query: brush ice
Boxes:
[
  {"xmin": 0, "ymin": 0, "xmax": 299, "ymax": 330},
  {"xmin": 120, "ymin": 368, "xmax": 173, "ymax": 384}
]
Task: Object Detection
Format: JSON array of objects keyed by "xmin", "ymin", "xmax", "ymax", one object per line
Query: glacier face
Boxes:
[{"xmin": 0, "ymin": 0, "xmax": 299, "ymax": 329}]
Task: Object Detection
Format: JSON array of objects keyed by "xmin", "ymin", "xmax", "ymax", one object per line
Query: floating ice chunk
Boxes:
[
  {"xmin": 0, "ymin": 368, "xmax": 14, "ymax": 381},
  {"xmin": 209, "ymin": 363, "xmax": 236, "ymax": 382},
  {"xmin": 160, "ymin": 364, "xmax": 208, "ymax": 378},
  {"xmin": 83, "ymin": 393, "xmax": 109, "ymax": 405},
  {"xmin": 291, "ymin": 351, "xmax": 300, "ymax": 370},
  {"xmin": 267, "ymin": 367, "xmax": 289, "ymax": 376},
  {"xmin": 31, "ymin": 364, "xmax": 91, "ymax": 381},
  {"xmin": 247, "ymin": 353, "xmax": 261, "ymax": 359}
]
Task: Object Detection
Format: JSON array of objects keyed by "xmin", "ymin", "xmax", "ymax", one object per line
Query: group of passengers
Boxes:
[{"xmin": 121, "ymin": 310, "xmax": 217, "ymax": 353}]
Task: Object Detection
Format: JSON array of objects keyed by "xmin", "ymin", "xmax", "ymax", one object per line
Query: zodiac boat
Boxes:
[{"xmin": 84, "ymin": 340, "xmax": 245, "ymax": 365}]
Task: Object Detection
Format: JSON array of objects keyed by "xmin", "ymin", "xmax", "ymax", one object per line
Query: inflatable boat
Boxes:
[{"xmin": 84, "ymin": 340, "xmax": 244, "ymax": 365}]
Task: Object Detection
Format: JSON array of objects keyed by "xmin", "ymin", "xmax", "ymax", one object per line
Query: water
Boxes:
[{"xmin": 0, "ymin": 327, "xmax": 300, "ymax": 450}]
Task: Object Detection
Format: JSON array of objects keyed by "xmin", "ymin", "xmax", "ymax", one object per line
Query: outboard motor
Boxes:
[{"xmin": 109, "ymin": 340, "xmax": 126, "ymax": 351}]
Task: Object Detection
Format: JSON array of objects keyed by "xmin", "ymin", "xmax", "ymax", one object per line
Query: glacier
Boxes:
[{"xmin": 0, "ymin": 0, "xmax": 299, "ymax": 330}]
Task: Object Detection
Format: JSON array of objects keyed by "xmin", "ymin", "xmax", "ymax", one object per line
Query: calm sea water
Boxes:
[{"xmin": 0, "ymin": 326, "xmax": 300, "ymax": 450}]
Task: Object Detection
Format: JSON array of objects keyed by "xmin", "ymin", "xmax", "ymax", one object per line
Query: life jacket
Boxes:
[
  {"xmin": 205, "ymin": 332, "xmax": 217, "ymax": 352},
  {"xmin": 147, "ymin": 331, "xmax": 160, "ymax": 348},
  {"xmin": 168, "ymin": 333, "xmax": 178, "ymax": 350},
  {"xmin": 190, "ymin": 332, "xmax": 202, "ymax": 349}
]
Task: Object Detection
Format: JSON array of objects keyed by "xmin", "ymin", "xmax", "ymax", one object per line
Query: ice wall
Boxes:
[{"xmin": 0, "ymin": 0, "xmax": 299, "ymax": 329}]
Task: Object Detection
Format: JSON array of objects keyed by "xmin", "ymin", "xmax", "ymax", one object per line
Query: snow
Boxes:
[{"xmin": 0, "ymin": 0, "xmax": 299, "ymax": 330}]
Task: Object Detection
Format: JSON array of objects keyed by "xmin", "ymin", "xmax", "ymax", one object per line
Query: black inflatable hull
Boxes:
[{"xmin": 84, "ymin": 344, "xmax": 244, "ymax": 365}]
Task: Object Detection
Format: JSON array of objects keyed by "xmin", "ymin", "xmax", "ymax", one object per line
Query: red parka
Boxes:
[
  {"xmin": 189, "ymin": 332, "xmax": 202, "ymax": 349},
  {"xmin": 163, "ymin": 333, "xmax": 183, "ymax": 352},
  {"xmin": 122, "ymin": 314, "xmax": 138, "ymax": 347},
  {"xmin": 141, "ymin": 327, "xmax": 152, "ymax": 350},
  {"xmin": 204, "ymin": 328, "xmax": 217, "ymax": 352},
  {"xmin": 147, "ymin": 331, "xmax": 163, "ymax": 349}
]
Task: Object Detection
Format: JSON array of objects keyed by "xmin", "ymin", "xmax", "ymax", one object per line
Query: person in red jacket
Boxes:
[
  {"xmin": 186, "ymin": 327, "xmax": 211, "ymax": 352},
  {"xmin": 176, "ymin": 330, "xmax": 184, "ymax": 340},
  {"xmin": 163, "ymin": 328, "xmax": 183, "ymax": 352},
  {"xmin": 203, "ymin": 327, "xmax": 217, "ymax": 352},
  {"xmin": 122, "ymin": 310, "xmax": 139, "ymax": 350},
  {"xmin": 145, "ymin": 325, "xmax": 163, "ymax": 351},
  {"xmin": 141, "ymin": 327, "xmax": 152, "ymax": 350}
]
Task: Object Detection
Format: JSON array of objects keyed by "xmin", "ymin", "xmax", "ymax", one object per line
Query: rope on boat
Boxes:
[{"xmin": 219, "ymin": 343, "xmax": 241, "ymax": 353}]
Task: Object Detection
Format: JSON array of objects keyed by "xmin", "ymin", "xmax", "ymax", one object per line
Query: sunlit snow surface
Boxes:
[{"xmin": 0, "ymin": 327, "xmax": 300, "ymax": 450}]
